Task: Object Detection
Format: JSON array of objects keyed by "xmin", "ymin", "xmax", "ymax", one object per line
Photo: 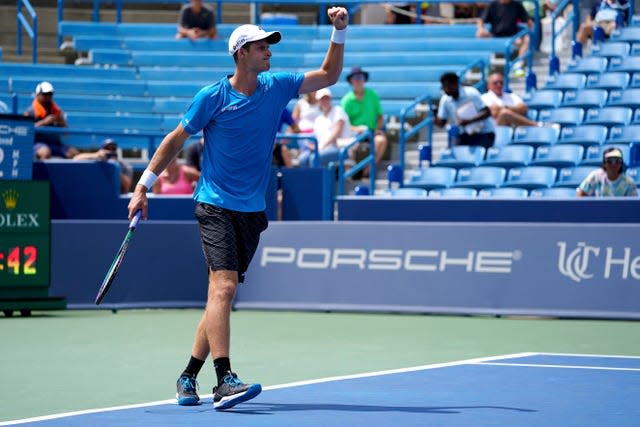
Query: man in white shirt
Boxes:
[
  {"xmin": 481, "ymin": 72, "xmax": 538, "ymax": 128},
  {"xmin": 434, "ymin": 72, "xmax": 495, "ymax": 148}
]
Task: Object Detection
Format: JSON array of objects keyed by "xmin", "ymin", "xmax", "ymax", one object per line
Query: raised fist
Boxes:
[{"xmin": 327, "ymin": 7, "xmax": 348, "ymax": 30}]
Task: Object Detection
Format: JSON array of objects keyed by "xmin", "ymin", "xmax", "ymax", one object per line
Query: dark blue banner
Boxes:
[{"xmin": 237, "ymin": 222, "xmax": 640, "ymax": 319}]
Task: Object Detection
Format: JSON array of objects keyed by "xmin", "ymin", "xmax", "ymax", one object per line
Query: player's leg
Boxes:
[{"xmin": 176, "ymin": 305, "xmax": 210, "ymax": 405}]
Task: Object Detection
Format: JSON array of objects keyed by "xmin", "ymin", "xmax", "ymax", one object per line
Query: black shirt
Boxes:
[
  {"xmin": 179, "ymin": 4, "xmax": 215, "ymax": 30},
  {"xmin": 482, "ymin": 0, "xmax": 530, "ymax": 37}
]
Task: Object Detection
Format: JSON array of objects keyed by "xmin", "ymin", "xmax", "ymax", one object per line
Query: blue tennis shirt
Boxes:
[{"xmin": 182, "ymin": 72, "xmax": 304, "ymax": 212}]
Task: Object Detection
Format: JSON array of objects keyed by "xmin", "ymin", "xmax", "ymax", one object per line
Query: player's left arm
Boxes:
[{"xmin": 299, "ymin": 7, "xmax": 348, "ymax": 94}]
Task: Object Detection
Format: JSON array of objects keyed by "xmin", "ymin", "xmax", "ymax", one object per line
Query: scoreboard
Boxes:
[
  {"xmin": 0, "ymin": 180, "xmax": 50, "ymax": 289},
  {"xmin": 0, "ymin": 114, "xmax": 64, "ymax": 315}
]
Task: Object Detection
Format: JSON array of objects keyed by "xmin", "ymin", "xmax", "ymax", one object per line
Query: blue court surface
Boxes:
[{"xmin": 3, "ymin": 353, "xmax": 639, "ymax": 426}]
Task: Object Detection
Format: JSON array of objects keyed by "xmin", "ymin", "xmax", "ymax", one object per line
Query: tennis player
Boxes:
[{"xmin": 127, "ymin": 7, "xmax": 348, "ymax": 410}]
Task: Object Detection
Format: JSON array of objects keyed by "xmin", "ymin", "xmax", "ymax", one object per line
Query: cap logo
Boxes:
[{"xmin": 232, "ymin": 36, "xmax": 248, "ymax": 53}]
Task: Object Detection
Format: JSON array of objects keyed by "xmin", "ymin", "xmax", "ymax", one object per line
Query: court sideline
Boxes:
[{"xmin": 1, "ymin": 309, "xmax": 639, "ymax": 422}]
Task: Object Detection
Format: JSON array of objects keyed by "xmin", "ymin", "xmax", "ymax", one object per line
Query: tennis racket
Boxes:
[{"xmin": 95, "ymin": 210, "xmax": 142, "ymax": 305}]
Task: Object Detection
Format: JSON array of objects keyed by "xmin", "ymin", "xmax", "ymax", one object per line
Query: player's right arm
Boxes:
[
  {"xmin": 128, "ymin": 123, "xmax": 191, "ymax": 220},
  {"xmin": 298, "ymin": 7, "xmax": 348, "ymax": 94}
]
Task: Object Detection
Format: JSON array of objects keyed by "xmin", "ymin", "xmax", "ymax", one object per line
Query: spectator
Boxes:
[
  {"xmin": 476, "ymin": 0, "xmax": 533, "ymax": 76},
  {"xmin": 273, "ymin": 108, "xmax": 300, "ymax": 168},
  {"xmin": 385, "ymin": 3, "xmax": 414, "ymax": 24},
  {"xmin": 340, "ymin": 66, "xmax": 388, "ymax": 177},
  {"xmin": 73, "ymin": 138, "xmax": 133, "ymax": 194},
  {"xmin": 298, "ymin": 87, "xmax": 352, "ymax": 167},
  {"xmin": 153, "ymin": 155, "xmax": 198, "ymax": 195},
  {"xmin": 577, "ymin": 147, "xmax": 638, "ymax": 197},
  {"xmin": 481, "ymin": 72, "xmax": 540, "ymax": 127},
  {"xmin": 292, "ymin": 91, "xmax": 321, "ymax": 135},
  {"xmin": 24, "ymin": 81, "xmax": 79, "ymax": 160},
  {"xmin": 434, "ymin": 72, "xmax": 495, "ymax": 149},
  {"xmin": 291, "ymin": 91, "xmax": 321, "ymax": 159},
  {"xmin": 183, "ymin": 137, "xmax": 204, "ymax": 181},
  {"xmin": 176, "ymin": 0, "xmax": 218, "ymax": 40},
  {"xmin": 575, "ymin": 0, "xmax": 629, "ymax": 48}
]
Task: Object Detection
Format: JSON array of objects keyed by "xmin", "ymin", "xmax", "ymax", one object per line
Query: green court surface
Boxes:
[{"xmin": 1, "ymin": 309, "xmax": 639, "ymax": 423}]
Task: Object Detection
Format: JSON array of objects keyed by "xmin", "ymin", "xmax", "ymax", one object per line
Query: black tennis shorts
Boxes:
[{"xmin": 195, "ymin": 202, "xmax": 268, "ymax": 283}]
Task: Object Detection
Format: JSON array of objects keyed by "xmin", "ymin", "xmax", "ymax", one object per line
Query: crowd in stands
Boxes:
[{"xmin": 13, "ymin": 0, "xmax": 640, "ymax": 199}]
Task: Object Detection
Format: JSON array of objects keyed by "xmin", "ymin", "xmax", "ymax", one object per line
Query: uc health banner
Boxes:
[{"xmin": 238, "ymin": 222, "xmax": 640, "ymax": 319}]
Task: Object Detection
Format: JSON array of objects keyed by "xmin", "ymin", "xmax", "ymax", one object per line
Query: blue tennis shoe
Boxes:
[{"xmin": 176, "ymin": 374, "xmax": 200, "ymax": 406}]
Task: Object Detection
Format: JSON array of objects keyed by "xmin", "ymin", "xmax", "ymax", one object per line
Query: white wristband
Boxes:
[
  {"xmin": 331, "ymin": 28, "xmax": 347, "ymax": 44},
  {"xmin": 138, "ymin": 169, "xmax": 158, "ymax": 189}
]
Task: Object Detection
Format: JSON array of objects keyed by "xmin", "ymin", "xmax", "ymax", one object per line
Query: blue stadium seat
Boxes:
[
  {"xmin": 451, "ymin": 166, "xmax": 507, "ymax": 190},
  {"xmin": 590, "ymin": 41, "xmax": 630, "ymax": 60},
  {"xmin": 482, "ymin": 145, "xmax": 534, "ymax": 168},
  {"xmin": 66, "ymin": 112, "xmax": 165, "ymax": 132},
  {"xmin": 566, "ymin": 56, "xmax": 608, "ymax": 75},
  {"xmin": 555, "ymin": 166, "xmax": 599, "ymax": 188},
  {"xmin": 557, "ymin": 125, "xmax": 608, "ymax": 147},
  {"xmin": 529, "ymin": 187, "xmax": 577, "ymax": 198},
  {"xmin": 608, "ymin": 56, "xmax": 640, "ymax": 73},
  {"xmin": 530, "ymin": 144, "xmax": 585, "ymax": 168},
  {"xmin": 538, "ymin": 107, "xmax": 584, "ymax": 127},
  {"xmin": 626, "ymin": 166, "xmax": 640, "ymax": 185},
  {"xmin": 428, "ymin": 187, "xmax": 477, "ymax": 197},
  {"xmin": 544, "ymin": 73, "xmax": 587, "ymax": 91},
  {"xmin": 561, "ymin": 89, "xmax": 608, "ymax": 109},
  {"xmin": 606, "ymin": 124, "xmax": 640, "ymax": 145},
  {"xmin": 511, "ymin": 125, "xmax": 560, "ymax": 147},
  {"xmin": 502, "ymin": 166, "xmax": 558, "ymax": 190},
  {"xmin": 382, "ymin": 187, "xmax": 428, "ymax": 197},
  {"xmin": 477, "ymin": 187, "xmax": 529, "ymax": 197},
  {"xmin": 610, "ymin": 27, "xmax": 640, "ymax": 44},
  {"xmin": 54, "ymin": 95, "xmax": 154, "ymax": 114},
  {"xmin": 9, "ymin": 76, "xmax": 148, "ymax": 97},
  {"xmin": 434, "ymin": 146, "xmax": 487, "ymax": 169},
  {"xmin": 493, "ymin": 125, "xmax": 514, "ymax": 146},
  {"xmin": 630, "ymin": 73, "xmax": 640, "ymax": 88},
  {"xmin": 586, "ymin": 71, "xmax": 630, "ymax": 91},
  {"xmin": 606, "ymin": 88, "xmax": 640, "ymax": 109},
  {"xmin": 583, "ymin": 106, "xmax": 633, "ymax": 127},
  {"xmin": 386, "ymin": 164, "xmax": 404, "ymax": 188},
  {"xmin": 405, "ymin": 167, "xmax": 457, "ymax": 190},
  {"xmin": 581, "ymin": 144, "xmax": 631, "ymax": 166},
  {"xmin": 524, "ymin": 90, "xmax": 563, "ymax": 112},
  {"xmin": 0, "ymin": 63, "xmax": 137, "ymax": 80}
]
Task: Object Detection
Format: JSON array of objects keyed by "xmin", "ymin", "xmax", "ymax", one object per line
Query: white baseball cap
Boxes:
[
  {"xmin": 228, "ymin": 24, "xmax": 281, "ymax": 55},
  {"xmin": 36, "ymin": 81, "xmax": 54, "ymax": 94},
  {"xmin": 316, "ymin": 87, "xmax": 332, "ymax": 100}
]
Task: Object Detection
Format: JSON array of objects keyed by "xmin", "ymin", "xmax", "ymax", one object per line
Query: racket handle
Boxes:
[{"xmin": 130, "ymin": 210, "xmax": 142, "ymax": 229}]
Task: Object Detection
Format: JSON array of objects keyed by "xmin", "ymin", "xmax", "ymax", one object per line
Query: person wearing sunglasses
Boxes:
[
  {"xmin": 577, "ymin": 147, "xmax": 637, "ymax": 197},
  {"xmin": 481, "ymin": 72, "xmax": 541, "ymax": 128}
]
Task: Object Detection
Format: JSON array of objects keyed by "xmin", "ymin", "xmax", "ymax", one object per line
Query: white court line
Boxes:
[
  {"xmin": 534, "ymin": 352, "xmax": 640, "ymax": 360},
  {"xmin": 477, "ymin": 362, "xmax": 640, "ymax": 372},
  {"xmin": 0, "ymin": 352, "xmax": 535, "ymax": 426}
]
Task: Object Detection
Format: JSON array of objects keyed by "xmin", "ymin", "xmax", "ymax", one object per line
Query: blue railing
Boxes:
[
  {"xmin": 16, "ymin": 0, "xmax": 38, "ymax": 63},
  {"xmin": 337, "ymin": 130, "xmax": 374, "ymax": 196},
  {"xmin": 274, "ymin": 133, "xmax": 320, "ymax": 168},
  {"xmin": 547, "ymin": 0, "xmax": 577, "ymax": 76}
]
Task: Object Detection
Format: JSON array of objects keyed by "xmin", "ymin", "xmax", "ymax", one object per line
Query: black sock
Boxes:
[
  {"xmin": 181, "ymin": 356, "xmax": 205, "ymax": 379},
  {"xmin": 213, "ymin": 357, "xmax": 231, "ymax": 385}
]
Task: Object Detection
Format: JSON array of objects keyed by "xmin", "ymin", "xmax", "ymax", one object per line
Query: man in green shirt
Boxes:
[{"xmin": 341, "ymin": 66, "xmax": 388, "ymax": 178}]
